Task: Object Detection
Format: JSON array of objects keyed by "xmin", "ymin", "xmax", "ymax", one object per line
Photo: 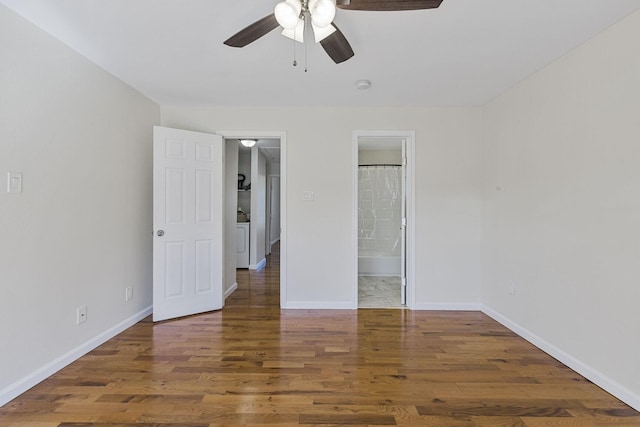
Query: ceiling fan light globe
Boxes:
[
  {"xmin": 309, "ymin": 0, "xmax": 336, "ymax": 28},
  {"xmin": 275, "ymin": 0, "xmax": 301, "ymax": 30}
]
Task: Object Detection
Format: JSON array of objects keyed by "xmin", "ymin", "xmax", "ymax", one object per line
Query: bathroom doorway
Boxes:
[{"xmin": 353, "ymin": 131, "xmax": 415, "ymax": 309}]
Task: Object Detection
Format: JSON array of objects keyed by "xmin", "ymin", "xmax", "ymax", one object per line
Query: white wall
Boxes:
[
  {"xmin": 0, "ymin": 6, "xmax": 159, "ymax": 404},
  {"xmin": 161, "ymin": 106, "xmax": 483, "ymax": 309},
  {"xmin": 482, "ymin": 10, "xmax": 640, "ymax": 410}
]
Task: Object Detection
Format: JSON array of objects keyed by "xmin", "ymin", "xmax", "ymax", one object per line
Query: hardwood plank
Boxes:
[
  {"xmin": 416, "ymin": 402, "xmax": 573, "ymax": 417},
  {"xmin": 299, "ymin": 413, "xmax": 397, "ymax": 425}
]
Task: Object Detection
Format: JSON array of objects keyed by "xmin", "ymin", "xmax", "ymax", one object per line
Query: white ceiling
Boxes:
[{"xmin": 3, "ymin": 0, "xmax": 640, "ymax": 107}]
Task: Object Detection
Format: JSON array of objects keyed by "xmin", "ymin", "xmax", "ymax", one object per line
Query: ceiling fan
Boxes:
[{"xmin": 224, "ymin": 0, "xmax": 444, "ymax": 64}]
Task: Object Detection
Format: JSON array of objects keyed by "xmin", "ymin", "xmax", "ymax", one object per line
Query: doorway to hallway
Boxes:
[{"xmin": 220, "ymin": 131, "xmax": 287, "ymax": 308}]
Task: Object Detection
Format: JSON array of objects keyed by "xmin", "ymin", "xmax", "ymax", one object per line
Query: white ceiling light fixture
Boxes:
[
  {"xmin": 275, "ymin": 0, "xmax": 337, "ymax": 44},
  {"xmin": 240, "ymin": 139, "xmax": 257, "ymax": 148},
  {"xmin": 274, "ymin": 0, "xmax": 302, "ymax": 30},
  {"xmin": 308, "ymin": 0, "xmax": 336, "ymax": 28}
]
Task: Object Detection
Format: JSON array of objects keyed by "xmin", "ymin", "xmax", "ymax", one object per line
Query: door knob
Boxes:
[{"xmin": 157, "ymin": 230, "xmax": 165, "ymax": 237}]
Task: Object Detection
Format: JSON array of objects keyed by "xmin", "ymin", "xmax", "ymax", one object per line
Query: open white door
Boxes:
[{"xmin": 153, "ymin": 126, "xmax": 224, "ymax": 322}]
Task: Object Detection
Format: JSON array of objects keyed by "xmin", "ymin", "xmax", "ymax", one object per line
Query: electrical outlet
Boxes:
[
  {"xmin": 125, "ymin": 286, "xmax": 133, "ymax": 302},
  {"xmin": 508, "ymin": 283, "xmax": 516, "ymax": 296},
  {"xmin": 76, "ymin": 305, "xmax": 87, "ymax": 325}
]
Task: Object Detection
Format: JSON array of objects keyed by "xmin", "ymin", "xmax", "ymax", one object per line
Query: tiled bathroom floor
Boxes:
[{"xmin": 358, "ymin": 276, "xmax": 403, "ymax": 308}]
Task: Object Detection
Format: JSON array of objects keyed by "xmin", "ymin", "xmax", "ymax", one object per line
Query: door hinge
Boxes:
[
  {"xmin": 402, "ymin": 217, "xmax": 407, "ymax": 227},
  {"xmin": 402, "ymin": 156, "xmax": 407, "ymax": 167},
  {"xmin": 401, "ymin": 278, "xmax": 407, "ymax": 288}
]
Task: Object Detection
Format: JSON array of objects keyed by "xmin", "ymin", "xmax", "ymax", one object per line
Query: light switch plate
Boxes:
[
  {"xmin": 303, "ymin": 191, "xmax": 314, "ymax": 201},
  {"xmin": 7, "ymin": 172, "xmax": 22, "ymax": 194}
]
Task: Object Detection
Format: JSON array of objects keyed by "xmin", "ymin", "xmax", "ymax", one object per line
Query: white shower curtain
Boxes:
[{"xmin": 358, "ymin": 165, "xmax": 402, "ymax": 257}]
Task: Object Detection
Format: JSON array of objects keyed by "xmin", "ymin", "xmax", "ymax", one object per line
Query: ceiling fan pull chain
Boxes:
[
  {"xmin": 304, "ymin": 28, "xmax": 309, "ymax": 72},
  {"xmin": 303, "ymin": 12, "xmax": 309, "ymax": 72},
  {"xmin": 292, "ymin": 32, "xmax": 297, "ymax": 67}
]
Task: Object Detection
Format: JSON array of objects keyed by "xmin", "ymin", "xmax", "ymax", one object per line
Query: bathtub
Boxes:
[{"xmin": 358, "ymin": 255, "xmax": 401, "ymax": 276}]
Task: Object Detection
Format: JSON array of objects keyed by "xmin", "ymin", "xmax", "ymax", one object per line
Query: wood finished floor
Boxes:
[{"xmin": 1, "ymin": 243, "xmax": 639, "ymax": 426}]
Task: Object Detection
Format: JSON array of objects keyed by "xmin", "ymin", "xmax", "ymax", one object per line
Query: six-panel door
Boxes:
[{"xmin": 153, "ymin": 126, "xmax": 224, "ymax": 322}]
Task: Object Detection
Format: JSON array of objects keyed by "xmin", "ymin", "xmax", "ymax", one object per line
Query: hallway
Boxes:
[{"xmin": 1, "ymin": 243, "xmax": 638, "ymax": 425}]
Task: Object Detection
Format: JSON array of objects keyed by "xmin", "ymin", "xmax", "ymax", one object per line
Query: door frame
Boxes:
[
  {"xmin": 352, "ymin": 130, "xmax": 416, "ymax": 309},
  {"xmin": 219, "ymin": 130, "xmax": 287, "ymax": 307}
]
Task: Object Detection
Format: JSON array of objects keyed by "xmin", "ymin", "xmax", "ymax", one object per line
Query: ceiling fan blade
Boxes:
[
  {"xmin": 337, "ymin": 0, "xmax": 443, "ymax": 11},
  {"xmin": 320, "ymin": 25, "xmax": 354, "ymax": 64},
  {"xmin": 224, "ymin": 14, "xmax": 279, "ymax": 48}
]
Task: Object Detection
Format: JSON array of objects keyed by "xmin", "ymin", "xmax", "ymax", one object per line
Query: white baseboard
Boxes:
[
  {"xmin": 249, "ymin": 258, "xmax": 267, "ymax": 271},
  {"xmin": 413, "ymin": 302, "xmax": 482, "ymax": 311},
  {"xmin": 0, "ymin": 305, "xmax": 152, "ymax": 407},
  {"xmin": 225, "ymin": 282, "xmax": 238, "ymax": 300},
  {"xmin": 482, "ymin": 304, "xmax": 640, "ymax": 412}
]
